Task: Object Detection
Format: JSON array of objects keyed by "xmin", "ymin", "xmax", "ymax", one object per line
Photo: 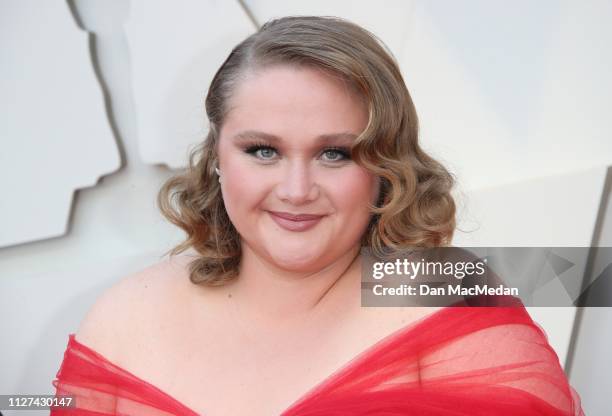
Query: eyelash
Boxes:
[{"xmin": 243, "ymin": 141, "xmax": 351, "ymax": 163}]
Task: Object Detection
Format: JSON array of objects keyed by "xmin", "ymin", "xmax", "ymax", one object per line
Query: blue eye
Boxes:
[
  {"xmin": 245, "ymin": 144, "xmax": 278, "ymax": 160},
  {"xmin": 243, "ymin": 142, "xmax": 351, "ymax": 163},
  {"xmin": 321, "ymin": 147, "xmax": 351, "ymax": 162}
]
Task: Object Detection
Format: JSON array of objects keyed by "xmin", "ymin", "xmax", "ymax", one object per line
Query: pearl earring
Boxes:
[{"xmin": 215, "ymin": 167, "xmax": 222, "ymax": 183}]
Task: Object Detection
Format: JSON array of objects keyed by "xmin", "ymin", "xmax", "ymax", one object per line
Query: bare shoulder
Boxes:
[{"xmin": 74, "ymin": 254, "xmax": 195, "ymax": 362}]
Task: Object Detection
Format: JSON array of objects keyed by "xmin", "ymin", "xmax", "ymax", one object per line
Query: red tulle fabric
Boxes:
[{"xmin": 52, "ymin": 303, "xmax": 584, "ymax": 415}]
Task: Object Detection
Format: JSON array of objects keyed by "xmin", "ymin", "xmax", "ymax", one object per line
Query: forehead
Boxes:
[{"xmin": 220, "ymin": 64, "xmax": 368, "ymax": 145}]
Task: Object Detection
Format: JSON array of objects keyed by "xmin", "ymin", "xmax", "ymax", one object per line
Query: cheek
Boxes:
[
  {"xmin": 220, "ymin": 163, "xmax": 263, "ymax": 221},
  {"xmin": 225, "ymin": 174, "xmax": 258, "ymax": 202},
  {"xmin": 328, "ymin": 167, "xmax": 378, "ymax": 212}
]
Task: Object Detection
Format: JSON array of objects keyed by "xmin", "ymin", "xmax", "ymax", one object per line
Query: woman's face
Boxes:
[{"xmin": 217, "ymin": 64, "xmax": 380, "ymax": 273}]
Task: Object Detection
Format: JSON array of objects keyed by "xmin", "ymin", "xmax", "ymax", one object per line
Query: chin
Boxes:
[{"xmin": 270, "ymin": 251, "xmax": 325, "ymax": 272}]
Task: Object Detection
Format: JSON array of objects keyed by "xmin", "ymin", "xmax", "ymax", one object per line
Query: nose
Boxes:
[{"xmin": 275, "ymin": 160, "xmax": 320, "ymax": 205}]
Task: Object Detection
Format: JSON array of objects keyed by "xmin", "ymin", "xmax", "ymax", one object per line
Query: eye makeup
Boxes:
[{"xmin": 241, "ymin": 141, "xmax": 352, "ymax": 163}]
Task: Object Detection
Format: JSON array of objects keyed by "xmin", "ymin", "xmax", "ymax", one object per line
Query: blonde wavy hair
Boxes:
[{"xmin": 158, "ymin": 16, "xmax": 456, "ymax": 286}]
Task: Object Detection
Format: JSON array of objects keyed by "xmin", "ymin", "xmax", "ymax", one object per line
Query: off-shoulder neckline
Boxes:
[{"xmin": 68, "ymin": 305, "xmax": 458, "ymax": 416}]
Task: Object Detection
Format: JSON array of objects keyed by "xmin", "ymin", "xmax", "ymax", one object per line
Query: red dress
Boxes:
[{"xmin": 51, "ymin": 304, "xmax": 584, "ymax": 415}]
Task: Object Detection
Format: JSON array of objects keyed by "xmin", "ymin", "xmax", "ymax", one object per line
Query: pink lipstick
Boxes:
[{"xmin": 268, "ymin": 211, "xmax": 324, "ymax": 232}]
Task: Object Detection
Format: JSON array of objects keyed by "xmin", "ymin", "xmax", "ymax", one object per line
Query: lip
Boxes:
[
  {"xmin": 268, "ymin": 211, "xmax": 325, "ymax": 232},
  {"xmin": 269, "ymin": 211, "xmax": 324, "ymax": 221}
]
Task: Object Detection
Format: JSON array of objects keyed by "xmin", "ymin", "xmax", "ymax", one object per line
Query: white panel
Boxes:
[
  {"xmin": 401, "ymin": 0, "xmax": 612, "ymax": 191},
  {"xmin": 125, "ymin": 0, "xmax": 256, "ymax": 168},
  {"xmin": 243, "ymin": 0, "xmax": 415, "ymax": 65},
  {"xmin": 0, "ymin": 252, "xmax": 170, "ymax": 410},
  {"xmin": 452, "ymin": 166, "xmax": 608, "ymax": 366},
  {"xmin": 570, "ymin": 308, "xmax": 612, "ymax": 415},
  {"xmin": 569, "ymin": 168, "xmax": 612, "ymax": 415},
  {"xmin": 0, "ymin": 1, "xmax": 120, "ymax": 248}
]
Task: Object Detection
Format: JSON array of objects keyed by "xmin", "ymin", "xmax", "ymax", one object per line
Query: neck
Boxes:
[{"xmin": 225, "ymin": 243, "xmax": 362, "ymax": 328}]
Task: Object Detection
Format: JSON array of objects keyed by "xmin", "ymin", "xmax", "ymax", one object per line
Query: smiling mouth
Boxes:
[
  {"xmin": 267, "ymin": 211, "xmax": 325, "ymax": 232},
  {"xmin": 267, "ymin": 211, "xmax": 325, "ymax": 221}
]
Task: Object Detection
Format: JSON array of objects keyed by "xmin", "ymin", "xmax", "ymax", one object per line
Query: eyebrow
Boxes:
[{"xmin": 231, "ymin": 130, "xmax": 358, "ymax": 145}]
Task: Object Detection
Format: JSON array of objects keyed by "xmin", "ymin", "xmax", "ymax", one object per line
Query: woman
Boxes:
[{"xmin": 52, "ymin": 16, "xmax": 583, "ymax": 415}]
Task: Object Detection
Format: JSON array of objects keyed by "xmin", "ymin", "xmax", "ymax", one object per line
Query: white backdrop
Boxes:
[{"xmin": 1, "ymin": 1, "xmax": 610, "ymax": 415}]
